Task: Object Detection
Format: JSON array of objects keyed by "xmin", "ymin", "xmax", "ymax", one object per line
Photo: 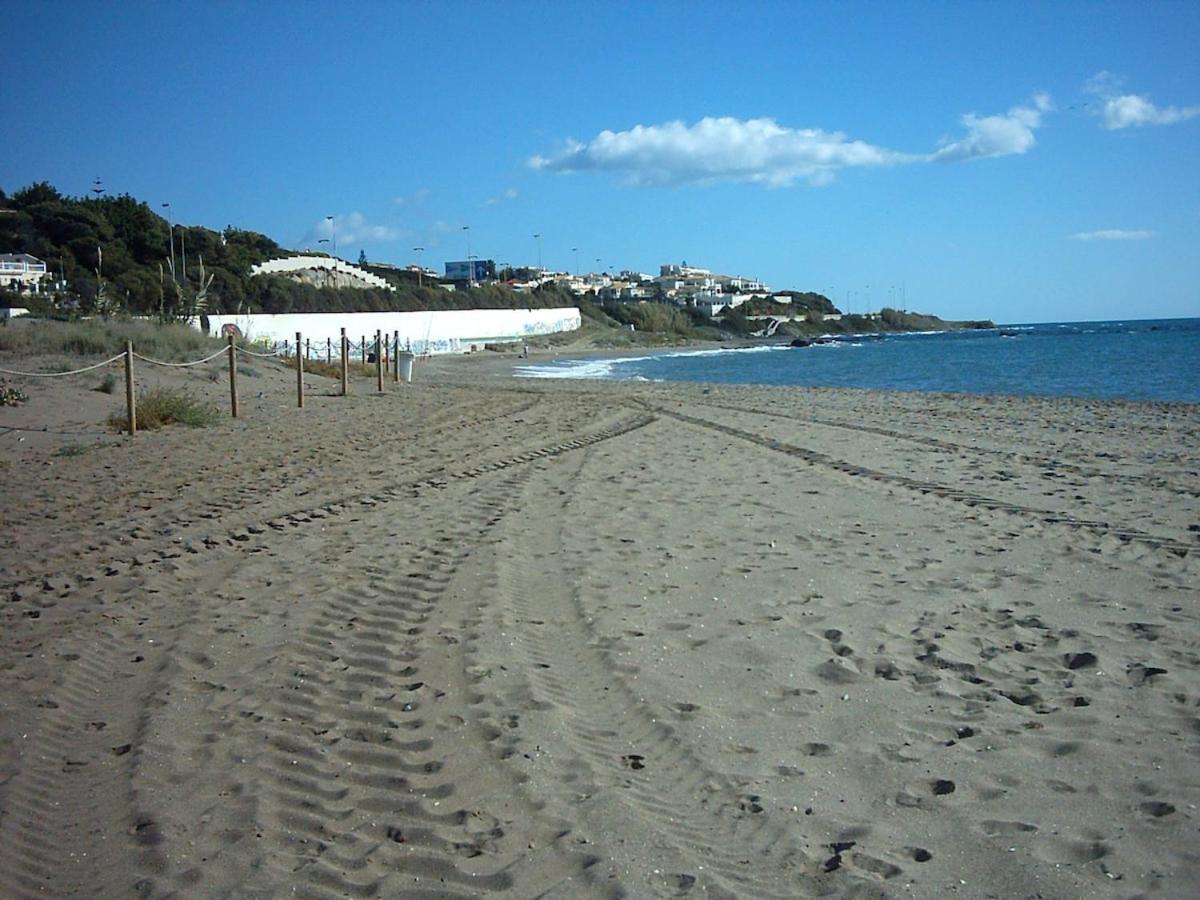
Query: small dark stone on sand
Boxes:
[
  {"xmin": 1065, "ymin": 651, "xmax": 1098, "ymax": 670},
  {"xmin": 955, "ymin": 726, "xmax": 975, "ymax": 739},
  {"xmin": 913, "ymin": 848, "xmax": 932, "ymax": 862},
  {"xmin": 1140, "ymin": 801, "xmax": 1176, "ymax": 818},
  {"xmin": 932, "ymin": 779, "xmax": 956, "ymax": 795},
  {"xmin": 1073, "ymin": 696, "xmax": 1091, "ymax": 707},
  {"xmin": 831, "ymin": 841, "xmax": 856, "ymax": 853}
]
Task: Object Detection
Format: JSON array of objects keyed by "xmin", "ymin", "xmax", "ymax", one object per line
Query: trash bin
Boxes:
[{"xmin": 398, "ymin": 351, "xmax": 415, "ymax": 383}]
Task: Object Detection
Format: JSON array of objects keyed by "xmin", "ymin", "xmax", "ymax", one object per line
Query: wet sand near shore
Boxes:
[{"xmin": 1, "ymin": 352, "xmax": 1198, "ymax": 897}]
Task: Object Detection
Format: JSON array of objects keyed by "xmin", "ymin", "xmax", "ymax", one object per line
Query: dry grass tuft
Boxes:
[{"xmin": 108, "ymin": 388, "xmax": 219, "ymax": 431}]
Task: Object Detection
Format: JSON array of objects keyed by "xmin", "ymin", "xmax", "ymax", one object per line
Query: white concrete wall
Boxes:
[
  {"xmin": 250, "ymin": 256, "xmax": 394, "ymax": 291},
  {"xmin": 199, "ymin": 308, "xmax": 582, "ymax": 355}
]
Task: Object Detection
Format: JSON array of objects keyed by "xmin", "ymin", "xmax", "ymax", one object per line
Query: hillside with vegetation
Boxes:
[
  {"xmin": 1, "ymin": 181, "xmax": 991, "ymax": 343},
  {"xmin": 0, "ymin": 182, "xmax": 577, "ymax": 320}
]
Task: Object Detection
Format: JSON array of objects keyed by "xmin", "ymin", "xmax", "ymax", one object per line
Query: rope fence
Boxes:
[
  {"xmin": 132, "ymin": 347, "xmax": 229, "ymax": 368},
  {"xmin": 0, "ymin": 354, "xmax": 126, "ymax": 378},
  {"xmin": 0, "ymin": 330, "xmax": 418, "ymax": 438}
]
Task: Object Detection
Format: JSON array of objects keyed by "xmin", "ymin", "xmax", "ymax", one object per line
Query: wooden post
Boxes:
[
  {"xmin": 361, "ymin": 335, "xmax": 366, "ymax": 364},
  {"xmin": 284, "ymin": 338, "xmax": 290, "ymax": 358},
  {"xmin": 295, "ymin": 331, "xmax": 304, "ymax": 408},
  {"xmin": 124, "ymin": 340, "xmax": 136, "ymax": 435},
  {"xmin": 340, "ymin": 328, "xmax": 348, "ymax": 396},
  {"xmin": 393, "ymin": 330, "xmax": 400, "ymax": 383},
  {"xmin": 305, "ymin": 338, "xmax": 310, "ymax": 360},
  {"xmin": 227, "ymin": 334, "xmax": 239, "ymax": 418},
  {"xmin": 384, "ymin": 334, "xmax": 390, "ymax": 374},
  {"xmin": 326, "ymin": 337, "xmax": 331, "ymax": 364},
  {"xmin": 375, "ymin": 330, "xmax": 384, "ymax": 392}
]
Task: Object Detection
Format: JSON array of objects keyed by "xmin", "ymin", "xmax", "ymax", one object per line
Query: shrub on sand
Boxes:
[
  {"xmin": 0, "ymin": 319, "xmax": 223, "ymax": 362},
  {"xmin": 108, "ymin": 388, "xmax": 219, "ymax": 431}
]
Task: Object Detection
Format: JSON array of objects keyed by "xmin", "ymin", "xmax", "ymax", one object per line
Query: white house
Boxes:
[{"xmin": 0, "ymin": 254, "xmax": 48, "ymax": 293}]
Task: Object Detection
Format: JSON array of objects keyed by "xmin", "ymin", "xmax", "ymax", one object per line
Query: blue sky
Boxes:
[{"xmin": 2, "ymin": 0, "xmax": 1198, "ymax": 323}]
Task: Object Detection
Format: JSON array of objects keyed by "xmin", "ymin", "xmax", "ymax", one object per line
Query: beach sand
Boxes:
[{"xmin": 1, "ymin": 349, "xmax": 1197, "ymax": 897}]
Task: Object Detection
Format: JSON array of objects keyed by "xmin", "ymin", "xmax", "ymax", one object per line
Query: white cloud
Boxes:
[
  {"xmin": 529, "ymin": 116, "xmax": 918, "ymax": 187},
  {"xmin": 1070, "ymin": 229, "xmax": 1155, "ymax": 241},
  {"xmin": 930, "ymin": 94, "xmax": 1052, "ymax": 163},
  {"xmin": 393, "ymin": 188, "xmax": 431, "ymax": 206},
  {"xmin": 1101, "ymin": 94, "xmax": 1199, "ymax": 129},
  {"xmin": 1086, "ymin": 71, "xmax": 1199, "ymax": 129},
  {"xmin": 484, "ymin": 187, "xmax": 519, "ymax": 206},
  {"xmin": 531, "ymin": 98, "xmax": 1052, "ymax": 187},
  {"xmin": 302, "ymin": 212, "xmax": 401, "ymax": 247}
]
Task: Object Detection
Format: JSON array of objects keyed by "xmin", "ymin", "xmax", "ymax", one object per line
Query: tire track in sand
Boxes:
[
  {"xmin": 480, "ymin": 444, "xmax": 873, "ymax": 899},
  {"xmin": 123, "ymin": 414, "xmax": 656, "ymax": 897},
  {"xmin": 644, "ymin": 402, "xmax": 1194, "ymax": 558}
]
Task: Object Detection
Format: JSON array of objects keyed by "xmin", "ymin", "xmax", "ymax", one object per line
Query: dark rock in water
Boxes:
[
  {"xmin": 790, "ymin": 337, "xmax": 813, "ymax": 348},
  {"xmin": 1065, "ymin": 651, "xmax": 1098, "ymax": 670}
]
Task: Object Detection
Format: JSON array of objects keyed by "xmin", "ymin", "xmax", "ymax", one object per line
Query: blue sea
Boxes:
[{"xmin": 517, "ymin": 318, "xmax": 1200, "ymax": 404}]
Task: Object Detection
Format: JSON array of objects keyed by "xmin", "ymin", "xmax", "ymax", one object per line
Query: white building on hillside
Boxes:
[{"xmin": 0, "ymin": 254, "xmax": 48, "ymax": 293}]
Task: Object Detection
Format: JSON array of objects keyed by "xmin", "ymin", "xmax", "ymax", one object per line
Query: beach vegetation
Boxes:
[
  {"xmin": 0, "ymin": 318, "xmax": 224, "ymax": 362},
  {"xmin": 95, "ymin": 372, "xmax": 117, "ymax": 393},
  {"xmin": 1, "ymin": 381, "xmax": 28, "ymax": 405},
  {"xmin": 108, "ymin": 387, "xmax": 219, "ymax": 431},
  {"xmin": 53, "ymin": 442, "xmax": 93, "ymax": 457}
]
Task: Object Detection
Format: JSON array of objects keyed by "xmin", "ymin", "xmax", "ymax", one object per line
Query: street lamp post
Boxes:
[
  {"xmin": 413, "ymin": 247, "xmax": 424, "ymax": 287},
  {"xmin": 533, "ymin": 233, "xmax": 542, "ymax": 273},
  {"xmin": 572, "ymin": 247, "xmax": 579, "ymax": 276},
  {"xmin": 462, "ymin": 225, "xmax": 472, "ymax": 286},
  {"xmin": 326, "ymin": 215, "xmax": 336, "ymax": 258}
]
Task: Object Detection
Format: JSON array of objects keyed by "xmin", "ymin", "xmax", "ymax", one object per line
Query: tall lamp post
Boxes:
[
  {"xmin": 462, "ymin": 225, "xmax": 472, "ymax": 286},
  {"xmin": 326, "ymin": 215, "xmax": 336, "ymax": 258},
  {"xmin": 533, "ymin": 233, "xmax": 542, "ymax": 273},
  {"xmin": 572, "ymin": 247, "xmax": 579, "ymax": 277},
  {"xmin": 413, "ymin": 247, "xmax": 424, "ymax": 287}
]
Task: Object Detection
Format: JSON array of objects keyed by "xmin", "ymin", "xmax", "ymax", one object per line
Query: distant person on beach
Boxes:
[{"xmin": 521, "ymin": 343, "xmax": 529, "ymax": 358}]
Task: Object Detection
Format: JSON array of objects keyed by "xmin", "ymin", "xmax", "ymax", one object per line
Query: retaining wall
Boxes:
[{"xmin": 199, "ymin": 308, "xmax": 581, "ymax": 355}]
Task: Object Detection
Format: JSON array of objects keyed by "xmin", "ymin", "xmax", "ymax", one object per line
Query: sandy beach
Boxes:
[{"xmin": 1, "ymin": 349, "xmax": 1198, "ymax": 898}]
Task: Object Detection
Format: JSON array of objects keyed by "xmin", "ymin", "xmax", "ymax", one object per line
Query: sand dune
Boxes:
[{"xmin": 1, "ymin": 355, "xmax": 1197, "ymax": 897}]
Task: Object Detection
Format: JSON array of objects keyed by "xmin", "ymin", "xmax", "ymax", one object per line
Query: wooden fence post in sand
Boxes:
[
  {"xmin": 326, "ymin": 337, "xmax": 331, "ymax": 364},
  {"xmin": 340, "ymin": 328, "xmax": 348, "ymax": 396},
  {"xmin": 375, "ymin": 330, "xmax": 384, "ymax": 392},
  {"xmin": 383, "ymin": 334, "xmax": 390, "ymax": 375},
  {"xmin": 361, "ymin": 335, "xmax": 366, "ymax": 364},
  {"xmin": 227, "ymin": 334, "xmax": 240, "ymax": 418},
  {"xmin": 295, "ymin": 331, "xmax": 305, "ymax": 409},
  {"xmin": 124, "ymin": 340, "xmax": 136, "ymax": 436},
  {"xmin": 393, "ymin": 330, "xmax": 400, "ymax": 383},
  {"xmin": 305, "ymin": 338, "xmax": 311, "ymax": 360}
]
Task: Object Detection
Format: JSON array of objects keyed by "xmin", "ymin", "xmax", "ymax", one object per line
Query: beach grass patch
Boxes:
[
  {"xmin": 0, "ymin": 319, "xmax": 225, "ymax": 363},
  {"xmin": 1, "ymin": 381, "xmax": 29, "ymax": 406},
  {"xmin": 108, "ymin": 387, "xmax": 219, "ymax": 431},
  {"xmin": 95, "ymin": 372, "xmax": 117, "ymax": 394},
  {"xmin": 54, "ymin": 443, "xmax": 92, "ymax": 457}
]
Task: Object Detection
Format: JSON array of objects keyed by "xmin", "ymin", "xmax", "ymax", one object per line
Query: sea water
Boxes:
[{"xmin": 517, "ymin": 318, "xmax": 1200, "ymax": 404}]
